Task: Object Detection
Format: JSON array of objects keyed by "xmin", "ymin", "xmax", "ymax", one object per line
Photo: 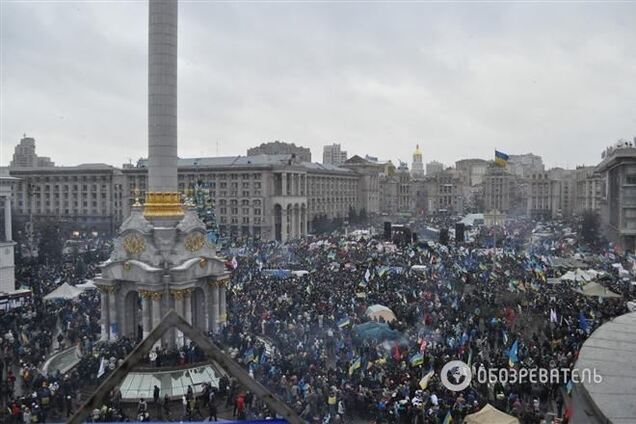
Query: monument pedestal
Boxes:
[{"xmin": 96, "ymin": 206, "xmax": 229, "ymax": 345}]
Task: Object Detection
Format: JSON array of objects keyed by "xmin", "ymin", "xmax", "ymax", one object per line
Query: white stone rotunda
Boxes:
[{"xmin": 95, "ymin": 0, "xmax": 229, "ymax": 347}]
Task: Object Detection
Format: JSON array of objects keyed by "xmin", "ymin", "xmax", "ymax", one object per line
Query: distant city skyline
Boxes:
[{"xmin": 2, "ymin": 1, "xmax": 635, "ymax": 169}]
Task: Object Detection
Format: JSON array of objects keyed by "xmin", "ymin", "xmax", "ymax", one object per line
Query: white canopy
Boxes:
[
  {"xmin": 365, "ymin": 304, "xmax": 396, "ymax": 323},
  {"xmin": 464, "ymin": 404, "xmax": 520, "ymax": 424},
  {"xmin": 576, "ymin": 281, "xmax": 622, "ymax": 299},
  {"xmin": 560, "ymin": 268, "xmax": 598, "ymax": 282},
  {"xmin": 77, "ymin": 280, "xmax": 97, "ymax": 290},
  {"xmin": 43, "ymin": 283, "xmax": 83, "ymax": 301}
]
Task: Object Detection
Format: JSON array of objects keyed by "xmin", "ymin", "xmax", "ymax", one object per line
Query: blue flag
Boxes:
[
  {"xmin": 507, "ymin": 340, "xmax": 518, "ymax": 367},
  {"xmin": 579, "ymin": 312, "xmax": 590, "ymax": 333}
]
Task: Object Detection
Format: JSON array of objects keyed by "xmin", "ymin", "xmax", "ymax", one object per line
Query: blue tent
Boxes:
[{"xmin": 353, "ymin": 321, "xmax": 401, "ymax": 341}]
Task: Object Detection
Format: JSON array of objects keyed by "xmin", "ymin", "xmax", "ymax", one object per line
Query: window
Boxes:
[{"xmin": 627, "ymin": 175, "xmax": 636, "ymax": 184}]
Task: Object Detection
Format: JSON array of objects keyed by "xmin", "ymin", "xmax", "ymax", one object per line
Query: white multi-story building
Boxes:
[
  {"xmin": 322, "ymin": 143, "xmax": 348, "ymax": 166},
  {"xmin": 10, "ymin": 136, "xmax": 55, "ymax": 168}
]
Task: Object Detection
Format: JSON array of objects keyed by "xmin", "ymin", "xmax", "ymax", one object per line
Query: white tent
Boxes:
[
  {"xmin": 559, "ymin": 270, "xmax": 576, "ymax": 281},
  {"xmin": 560, "ymin": 269, "xmax": 598, "ymax": 282},
  {"xmin": 576, "ymin": 281, "xmax": 622, "ymax": 299},
  {"xmin": 464, "ymin": 404, "xmax": 520, "ymax": 424},
  {"xmin": 365, "ymin": 304, "xmax": 397, "ymax": 323},
  {"xmin": 43, "ymin": 283, "xmax": 83, "ymax": 301},
  {"xmin": 77, "ymin": 280, "xmax": 97, "ymax": 290}
]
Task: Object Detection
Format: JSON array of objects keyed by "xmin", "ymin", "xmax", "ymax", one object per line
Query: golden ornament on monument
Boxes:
[
  {"xmin": 123, "ymin": 233, "xmax": 146, "ymax": 256},
  {"xmin": 185, "ymin": 232, "xmax": 205, "ymax": 252}
]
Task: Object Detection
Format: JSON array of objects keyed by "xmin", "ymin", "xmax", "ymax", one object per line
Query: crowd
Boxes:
[
  {"xmin": 1, "ymin": 221, "xmax": 634, "ymax": 423},
  {"xmin": 214, "ymin": 219, "xmax": 631, "ymax": 423},
  {"xmin": 1, "ymin": 238, "xmax": 110, "ymax": 423}
]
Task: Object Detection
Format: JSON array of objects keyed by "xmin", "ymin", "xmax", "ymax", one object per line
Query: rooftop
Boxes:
[
  {"xmin": 574, "ymin": 311, "xmax": 636, "ymax": 423},
  {"xmin": 596, "ymin": 146, "xmax": 636, "ymax": 173},
  {"xmin": 135, "ymin": 154, "xmax": 353, "ymax": 173}
]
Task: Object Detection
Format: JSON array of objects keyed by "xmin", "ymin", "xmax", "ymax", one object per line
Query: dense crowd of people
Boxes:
[
  {"xmin": 1, "ymin": 238, "xmax": 110, "ymax": 423},
  {"xmin": 214, "ymin": 219, "xmax": 631, "ymax": 423},
  {"xmin": 0, "ymin": 220, "xmax": 633, "ymax": 423}
]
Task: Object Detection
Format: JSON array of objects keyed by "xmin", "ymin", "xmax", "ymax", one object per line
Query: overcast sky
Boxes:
[{"xmin": 1, "ymin": 1, "xmax": 635, "ymax": 169}]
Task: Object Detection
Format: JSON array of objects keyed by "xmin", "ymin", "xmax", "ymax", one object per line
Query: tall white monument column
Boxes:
[
  {"xmin": 96, "ymin": 0, "xmax": 229, "ymax": 354},
  {"xmin": 144, "ymin": 0, "xmax": 182, "ymax": 219},
  {"xmin": 148, "ymin": 0, "xmax": 178, "ymax": 193}
]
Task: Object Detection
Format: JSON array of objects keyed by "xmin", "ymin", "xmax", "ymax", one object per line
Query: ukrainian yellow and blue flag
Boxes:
[
  {"xmin": 495, "ymin": 150, "xmax": 509, "ymax": 167},
  {"xmin": 349, "ymin": 357, "xmax": 361, "ymax": 376}
]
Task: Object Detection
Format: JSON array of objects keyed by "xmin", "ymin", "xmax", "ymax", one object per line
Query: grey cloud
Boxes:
[{"xmin": 2, "ymin": 1, "xmax": 635, "ymax": 168}]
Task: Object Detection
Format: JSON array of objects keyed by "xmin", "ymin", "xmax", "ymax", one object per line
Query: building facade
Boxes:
[
  {"xmin": 322, "ymin": 143, "xmax": 348, "ymax": 166},
  {"xmin": 342, "ymin": 155, "xmax": 383, "ymax": 216},
  {"xmin": 455, "ymin": 159, "xmax": 488, "ymax": 187},
  {"xmin": 424, "ymin": 168, "xmax": 466, "ymax": 216},
  {"xmin": 596, "ymin": 142, "xmax": 636, "ymax": 251},
  {"xmin": 9, "ymin": 164, "xmax": 126, "ymax": 234},
  {"xmin": 483, "ymin": 164, "xmax": 526, "ymax": 215},
  {"xmin": 379, "ymin": 162, "xmax": 415, "ymax": 215},
  {"xmin": 426, "ymin": 161, "xmax": 444, "ymax": 176},
  {"xmin": 507, "ymin": 153, "xmax": 544, "ymax": 178},
  {"xmin": 575, "ymin": 166, "xmax": 602, "ymax": 214},
  {"xmin": 125, "ymin": 155, "xmax": 357, "ymax": 242}
]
